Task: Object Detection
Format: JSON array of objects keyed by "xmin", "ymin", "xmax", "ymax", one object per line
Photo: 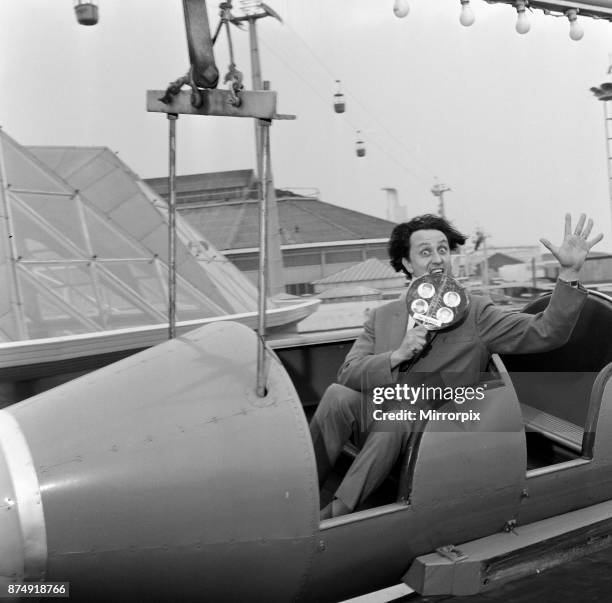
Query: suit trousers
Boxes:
[{"xmin": 309, "ymin": 383, "xmax": 411, "ymax": 511}]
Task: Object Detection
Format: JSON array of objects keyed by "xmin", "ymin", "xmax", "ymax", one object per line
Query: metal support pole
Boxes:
[
  {"xmin": 482, "ymin": 233, "xmax": 489, "ymax": 291},
  {"xmin": 246, "ymin": 17, "xmax": 284, "ymax": 297},
  {"xmin": 431, "ymin": 181, "xmax": 450, "ymax": 219},
  {"xmin": 603, "ymin": 100, "xmax": 612, "ymax": 238},
  {"xmin": 168, "ymin": 113, "xmax": 178, "ymax": 339},
  {"xmin": 256, "ymin": 121, "xmax": 271, "ymax": 397},
  {"xmin": 248, "ymin": 18, "xmax": 263, "ymax": 179}
]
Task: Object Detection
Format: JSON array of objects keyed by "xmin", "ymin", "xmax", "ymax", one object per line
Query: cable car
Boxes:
[
  {"xmin": 355, "ymin": 130, "xmax": 366, "ymax": 157},
  {"xmin": 74, "ymin": 1, "xmax": 99, "ymax": 26},
  {"xmin": 333, "ymin": 80, "xmax": 345, "ymax": 113}
]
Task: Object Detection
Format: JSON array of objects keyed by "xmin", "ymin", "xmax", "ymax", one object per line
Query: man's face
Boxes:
[{"xmin": 402, "ymin": 229, "xmax": 452, "ymax": 278}]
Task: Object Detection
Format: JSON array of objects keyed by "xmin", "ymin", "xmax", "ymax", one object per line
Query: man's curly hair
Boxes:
[{"xmin": 388, "ymin": 214, "xmax": 467, "ymax": 277}]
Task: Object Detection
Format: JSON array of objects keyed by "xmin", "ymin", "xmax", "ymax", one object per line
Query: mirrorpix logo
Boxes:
[{"xmin": 371, "ymin": 384, "xmax": 484, "ymax": 422}]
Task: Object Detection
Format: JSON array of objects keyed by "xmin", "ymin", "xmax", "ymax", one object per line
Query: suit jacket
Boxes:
[{"xmin": 338, "ymin": 280, "xmax": 587, "ymax": 390}]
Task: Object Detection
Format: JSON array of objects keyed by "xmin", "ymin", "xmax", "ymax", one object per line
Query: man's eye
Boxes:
[
  {"xmin": 421, "ymin": 250, "xmax": 430, "ymax": 256},
  {"xmin": 439, "ymin": 247, "xmax": 449, "ymax": 255}
]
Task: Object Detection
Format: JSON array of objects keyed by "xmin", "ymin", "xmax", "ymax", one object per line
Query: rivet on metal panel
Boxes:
[
  {"xmin": 503, "ymin": 519, "xmax": 518, "ymax": 533},
  {"xmin": 4, "ymin": 496, "xmax": 15, "ymax": 509},
  {"xmin": 318, "ymin": 540, "xmax": 326, "ymax": 552},
  {"xmin": 520, "ymin": 488, "xmax": 529, "ymax": 499}
]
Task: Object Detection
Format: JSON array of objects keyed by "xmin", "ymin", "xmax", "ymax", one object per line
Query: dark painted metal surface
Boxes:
[
  {"xmin": 502, "ymin": 290, "xmax": 612, "ymax": 426},
  {"xmin": 275, "ymin": 339, "xmax": 355, "ymax": 407},
  {"xmin": 182, "ymin": 0, "xmax": 218, "ymax": 89}
]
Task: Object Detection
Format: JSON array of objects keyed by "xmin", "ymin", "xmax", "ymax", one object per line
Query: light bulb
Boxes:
[
  {"xmin": 459, "ymin": 0, "xmax": 475, "ymax": 27},
  {"xmin": 393, "ymin": 0, "xmax": 410, "ymax": 18},
  {"xmin": 514, "ymin": 1, "xmax": 530, "ymax": 34},
  {"xmin": 567, "ymin": 10, "xmax": 584, "ymax": 41}
]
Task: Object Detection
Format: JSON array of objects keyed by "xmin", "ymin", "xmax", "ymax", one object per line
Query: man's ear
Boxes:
[{"xmin": 401, "ymin": 257, "xmax": 412, "ymax": 275}]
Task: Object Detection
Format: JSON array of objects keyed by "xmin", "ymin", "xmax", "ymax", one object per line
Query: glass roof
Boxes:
[{"xmin": 0, "ymin": 130, "xmax": 261, "ymax": 341}]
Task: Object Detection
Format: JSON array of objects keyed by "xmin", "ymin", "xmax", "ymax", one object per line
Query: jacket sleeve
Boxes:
[
  {"xmin": 337, "ymin": 308, "xmax": 397, "ymax": 391},
  {"xmin": 476, "ymin": 279, "xmax": 587, "ymax": 354}
]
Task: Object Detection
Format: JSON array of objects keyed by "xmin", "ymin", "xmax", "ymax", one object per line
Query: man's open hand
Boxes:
[{"xmin": 540, "ymin": 213, "xmax": 603, "ymax": 281}]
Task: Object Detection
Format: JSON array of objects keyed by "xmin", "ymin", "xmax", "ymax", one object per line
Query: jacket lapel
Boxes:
[{"xmin": 388, "ymin": 299, "xmax": 408, "ymax": 351}]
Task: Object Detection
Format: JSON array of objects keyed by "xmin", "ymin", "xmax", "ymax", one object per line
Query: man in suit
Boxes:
[{"xmin": 311, "ymin": 213, "xmax": 603, "ymax": 519}]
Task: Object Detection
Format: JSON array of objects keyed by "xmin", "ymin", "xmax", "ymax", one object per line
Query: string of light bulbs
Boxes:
[{"xmin": 392, "ymin": 0, "xmax": 590, "ymax": 41}]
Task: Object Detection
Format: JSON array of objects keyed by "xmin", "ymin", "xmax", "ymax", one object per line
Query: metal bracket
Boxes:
[
  {"xmin": 147, "ymin": 89, "xmax": 277, "ymax": 119},
  {"xmin": 435, "ymin": 545, "xmax": 468, "ymax": 562}
]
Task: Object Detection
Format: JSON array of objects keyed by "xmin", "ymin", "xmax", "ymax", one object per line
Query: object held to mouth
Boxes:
[{"xmin": 406, "ymin": 273, "xmax": 469, "ymax": 330}]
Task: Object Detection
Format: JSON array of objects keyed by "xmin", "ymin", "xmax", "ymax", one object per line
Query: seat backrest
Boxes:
[
  {"xmin": 501, "ymin": 290, "xmax": 612, "ymax": 427},
  {"xmin": 274, "ymin": 338, "xmax": 356, "ymax": 407}
]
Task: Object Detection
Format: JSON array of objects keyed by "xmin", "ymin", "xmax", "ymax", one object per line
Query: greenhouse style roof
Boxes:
[{"xmin": 0, "ymin": 129, "xmax": 263, "ymax": 341}]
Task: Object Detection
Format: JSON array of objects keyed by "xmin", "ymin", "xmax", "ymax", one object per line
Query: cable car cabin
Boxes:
[
  {"xmin": 333, "ymin": 80, "xmax": 345, "ymax": 113},
  {"xmin": 355, "ymin": 131, "xmax": 365, "ymax": 157},
  {"xmin": 2, "ymin": 291, "xmax": 612, "ymax": 601},
  {"xmin": 333, "ymin": 93, "xmax": 345, "ymax": 113},
  {"xmin": 74, "ymin": 1, "xmax": 99, "ymax": 26}
]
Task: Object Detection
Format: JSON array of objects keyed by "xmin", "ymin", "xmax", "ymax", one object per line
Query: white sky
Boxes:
[{"xmin": 1, "ymin": 0, "xmax": 612, "ymax": 251}]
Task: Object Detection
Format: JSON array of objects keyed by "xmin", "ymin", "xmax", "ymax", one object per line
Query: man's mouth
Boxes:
[{"xmin": 429, "ymin": 268, "xmax": 444, "ymax": 275}]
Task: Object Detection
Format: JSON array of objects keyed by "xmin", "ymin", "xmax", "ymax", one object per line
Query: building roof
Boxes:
[
  {"xmin": 145, "ymin": 170, "xmax": 256, "ymax": 201},
  {"xmin": 486, "ymin": 252, "xmax": 524, "ymax": 267},
  {"xmin": 313, "ymin": 257, "xmax": 401, "ymax": 285},
  {"xmin": 0, "ymin": 132, "xmax": 265, "ymax": 342},
  {"xmin": 168, "ymin": 194, "xmax": 396, "ymax": 251}
]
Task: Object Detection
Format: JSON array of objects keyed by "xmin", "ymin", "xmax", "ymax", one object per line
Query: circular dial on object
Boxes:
[
  {"xmin": 417, "ymin": 283, "xmax": 435, "ymax": 299},
  {"xmin": 411, "ymin": 299, "xmax": 429, "ymax": 314}
]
